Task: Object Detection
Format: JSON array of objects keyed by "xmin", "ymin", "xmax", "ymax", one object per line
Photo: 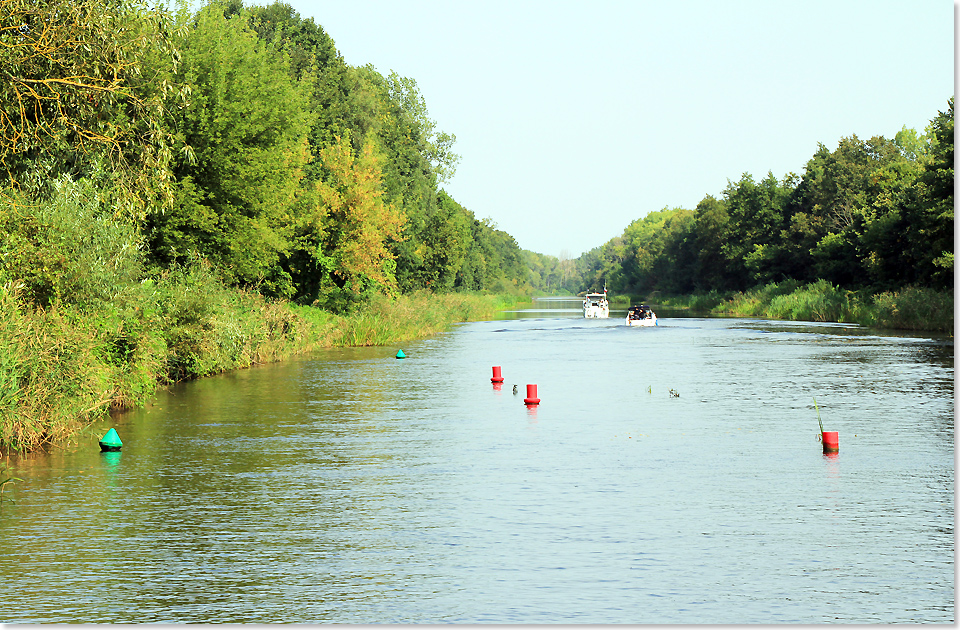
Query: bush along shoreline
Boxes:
[
  {"xmin": 653, "ymin": 280, "xmax": 953, "ymax": 334},
  {"xmin": 0, "ymin": 268, "xmax": 521, "ymax": 453}
]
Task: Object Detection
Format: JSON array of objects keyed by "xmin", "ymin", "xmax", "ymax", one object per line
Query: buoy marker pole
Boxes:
[{"xmin": 813, "ymin": 397, "xmax": 837, "ymax": 453}]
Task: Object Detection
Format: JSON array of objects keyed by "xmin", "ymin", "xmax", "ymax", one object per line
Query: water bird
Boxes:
[
  {"xmin": 669, "ymin": 389, "xmax": 680, "ymax": 398},
  {"xmin": 512, "ymin": 384, "xmax": 518, "ymax": 395}
]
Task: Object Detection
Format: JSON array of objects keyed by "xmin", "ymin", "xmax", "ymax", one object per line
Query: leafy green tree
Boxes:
[
  {"xmin": 652, "ymin": 209, "xmax": 697, "ymax": 294},
  {"xmin": 0, "ymin": 174, "xmax": 142, "ymax": 308},
  {"xmin": 790, "ymin": 134, "xmax": 924, "ymax": 289},
  {"xmin": 146, "ymin": 3, "xmax": 314, "ymax": 296},
  {"xmin": 227, "ymin": 2, "xmax": 468, "ymax": 301},
  {"xmin": 720, "ymin": 172, "xmax": 794, "ymax": 288},
  {"xmin": 415, "ymin": 191, "xmax": 473, "ymax": 291},
  {"xmin": 522, "ymin": 250, "xmax": 580, "ymax": 294},
  {"xmin": 902, "ymin": 98, "xmax": 954, "ymax": 289},
  {"xmin": 692, "ymin": 194, "xmax": 733, "ymax": 290},
  {"xmin": 566, "ymin": 100, "xmax": 953, "ymax": 299},
  {"xmin": 243, "ymin": 1, "xmax": 358, "ymax": 168},
  {"xmin": 452, "ymin": 216, "xmax": 527, "ymax": 293},
  {"xmin": 619, "ymin": 207, "xmax": 695, "ymax": 294},
  {"xmin": 576, "ymin": 238, "xmax": 627, "ymax": 293},
  {"xmin": 310, "ymin": 135, "xmax": 405, "ymax": 310},
  {"xmin": 0, "ymin": 0, "xmax": 185, "ymax": 216},
  {"xmin": 383, "ymin": 72, "xmax": 460, "ymax": 186}
]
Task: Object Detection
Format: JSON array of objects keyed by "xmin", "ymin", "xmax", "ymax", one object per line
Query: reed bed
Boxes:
[
  {"xmin": 0, "ymin": 279, "xmax": 519, "ymax": 452},
  {"xmin": 0, "ymin": 272, "xmax": 338, "ymax": 451},
  {"xmin": 0, "ymin": 286, "xmax": 114, "ymax": 450},
  {"xmin": 865, "ymin": 287, "xmax": 954, "ymax": 332},
  {"xmin": 653, "ymin": 291, "xmax": 727, "ymax": 312},
  {"xmin": 646, "ymin": 281, "xmax": 951, "ymax": 333},
  {"xmin": 710, "ymin": 280, "xmax": 952, "ymax": 333},
  {"xmin": 332, "ymin": 292, "xmax": 515, "ymax": 346}
]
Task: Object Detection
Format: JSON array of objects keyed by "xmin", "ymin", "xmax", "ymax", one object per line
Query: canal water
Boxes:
[{"xmin": 2, "ymin": 299, "xmax": 954, "ymax": 623}]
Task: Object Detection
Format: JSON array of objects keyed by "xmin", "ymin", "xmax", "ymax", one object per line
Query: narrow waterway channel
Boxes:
[{"xmin": 2, "ymin": 299, "xmax": 954, "ymax": 623}]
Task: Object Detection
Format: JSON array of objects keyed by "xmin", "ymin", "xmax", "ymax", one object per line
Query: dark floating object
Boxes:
[{"xmin": 99, "ymin": 428, "xmax": 123, "ymax": 452}]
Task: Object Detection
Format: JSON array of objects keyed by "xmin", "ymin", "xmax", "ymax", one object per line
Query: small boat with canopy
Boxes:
[{"xmin": 625, "ymin": 304, "xmax": 658, "ymax": 326}]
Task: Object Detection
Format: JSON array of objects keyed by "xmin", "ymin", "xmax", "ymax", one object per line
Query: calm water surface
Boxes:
[{"xmin": 2, "ymin": 299, "xmax": 954, "ymax": 623}]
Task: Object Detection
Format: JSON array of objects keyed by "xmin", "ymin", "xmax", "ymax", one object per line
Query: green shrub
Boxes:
[
  {"xmin": 0, "ymin": 177, "xmax": 142, "ymax": 310},
  {"xmin": 766, "ymin": 279, "xmax": 849, "ymax": 322}
]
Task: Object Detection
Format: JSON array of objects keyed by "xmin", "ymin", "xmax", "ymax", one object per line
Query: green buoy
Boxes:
[
  {"xmin": 99, "ymin": 428, "xmax": 123, "ymax": 452},
  {"xmin": 396, "ymin": 349, "xmax": 406, "ymax": 359}
]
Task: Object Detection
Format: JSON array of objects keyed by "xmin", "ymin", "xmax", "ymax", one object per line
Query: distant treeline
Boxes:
[
  {"xmin": 526, "ymin": 99, "xmax": 954, "ymax": 299},
  {"xmin": 1, "ymin": 0, "xmax": 529, "ymax": 316}
]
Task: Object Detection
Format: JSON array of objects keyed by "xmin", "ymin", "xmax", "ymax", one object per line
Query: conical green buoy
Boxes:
[
  {"xmin": 99, "ymin": 428, "xmax": 123, "ymax": 452},
  {"xmin": 395, "ymin": 349, "xmax": 406, "ymax": 359}
]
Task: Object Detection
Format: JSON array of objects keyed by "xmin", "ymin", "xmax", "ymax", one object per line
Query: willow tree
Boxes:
[{"xmin": 0, "ymin": 0, "xmax": 184, "ymax": 215}]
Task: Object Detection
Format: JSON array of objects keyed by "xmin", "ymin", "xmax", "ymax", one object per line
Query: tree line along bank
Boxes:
[{"xmin": 0, "ymin": 0, "xmax": 952, "ymax": 451}]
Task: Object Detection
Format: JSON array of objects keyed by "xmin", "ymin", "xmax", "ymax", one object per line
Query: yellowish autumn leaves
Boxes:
[{"xmin": 316, "ymin": 136, "xmax": 405, "ymax": 295}]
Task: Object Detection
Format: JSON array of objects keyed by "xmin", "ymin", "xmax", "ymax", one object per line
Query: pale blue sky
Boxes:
[{"xmin": 281, "ymin": 0, "xmax": 954, "ymax": 258}]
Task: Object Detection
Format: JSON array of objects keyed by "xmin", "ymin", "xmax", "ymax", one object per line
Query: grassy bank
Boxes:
[
  {"xmin": 328, "ymin": 292, "xmax": 525, "ymax": 346},
  {"xmin": 0, "ymin": 269, "xmax": 524, "ymax": 452},
  {"xmin": 650, "ymin": 280, "xmax": 953, "ymax": 333}
]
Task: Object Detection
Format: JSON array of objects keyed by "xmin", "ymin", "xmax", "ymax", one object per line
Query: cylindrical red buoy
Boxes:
[
  {"xmin": 523, "ymin": 384, "xmax": 540, "ymax": 405},
  {"xmin": 821, "ymin": 431, "xmax": 839, "ymax": 454},
  {"xmin": 491, "ymin": 366, "xmax": 504, "ymax": 383}
]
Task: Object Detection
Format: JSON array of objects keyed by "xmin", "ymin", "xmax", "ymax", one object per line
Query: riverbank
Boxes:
[
  {"xmin": 651, "ymin": 280, "xmax": 954, "ymax": 334},
  {"xmin": 0, "ymin": 267, "xmax": 526, "ymax": 452}
]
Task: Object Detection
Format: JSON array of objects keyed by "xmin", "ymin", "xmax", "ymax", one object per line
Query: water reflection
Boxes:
[{"xmin": 0, "ymin": 313, "xmax": 953, "ymax": 624}]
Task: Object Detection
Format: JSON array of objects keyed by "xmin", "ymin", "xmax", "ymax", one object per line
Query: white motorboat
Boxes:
[
  {"xmin": 582, "ymin": 291, "xmax": 609, "ymax": 318},
  {"xmin": 625, "ymin": 304, "xmax": 658, "ymax": 326}
]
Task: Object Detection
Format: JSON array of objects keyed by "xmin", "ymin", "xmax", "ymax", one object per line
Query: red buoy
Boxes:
[
  {"xmin": 821, "ymin": 431, "xmax": 839, "ymax": 454},
  {"xmin": 523, "ymin": 384, "xmax": 540, "ymax": 405},
  {"xmin": 491, "ymin": 366, "xmax": 504, "ymax": 383}
]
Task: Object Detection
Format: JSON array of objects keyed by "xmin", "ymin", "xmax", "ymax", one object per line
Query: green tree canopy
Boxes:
[
  {"xmin": 0, "ymin": 0, "xmax": 184, "ymax": 216},
  {"xmin": 146, "ymin": 2, "xmax": 315, "ymax": 296}
]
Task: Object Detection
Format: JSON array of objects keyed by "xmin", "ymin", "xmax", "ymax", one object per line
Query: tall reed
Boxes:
[
  {"xmin": 710, "ymin": 280, "xmax": 952, "ymax": 332},
  {"xmin": 0, "ymin": 279, "xmax": 518, "ymax": 452},
  {"xmin": 813, "ymin": 397, "xmax": 824, "ymax": 435},
  {"xmin": 0, "ymin": 264, "xmax": 338, "ymax": 452},
  {"xmin": 332, "ymin": 292, "xmax": 510, "ymax": 346},
  {"xmin": 866, "ymin": 287, "xmax": 954, "ymax": 332}
]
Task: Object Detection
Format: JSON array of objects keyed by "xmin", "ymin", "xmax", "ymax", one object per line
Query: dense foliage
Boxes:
[
  {"xmin": 560, "ymin": 100, "xmax": 954, "ymax": 299},
  {"xmin": 1, "ymin": 0, "xmax": 528, "ymax": 315},
  {"xmin": 2, "ymin": 0, "xmax": 949, "ymax": 314}
]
